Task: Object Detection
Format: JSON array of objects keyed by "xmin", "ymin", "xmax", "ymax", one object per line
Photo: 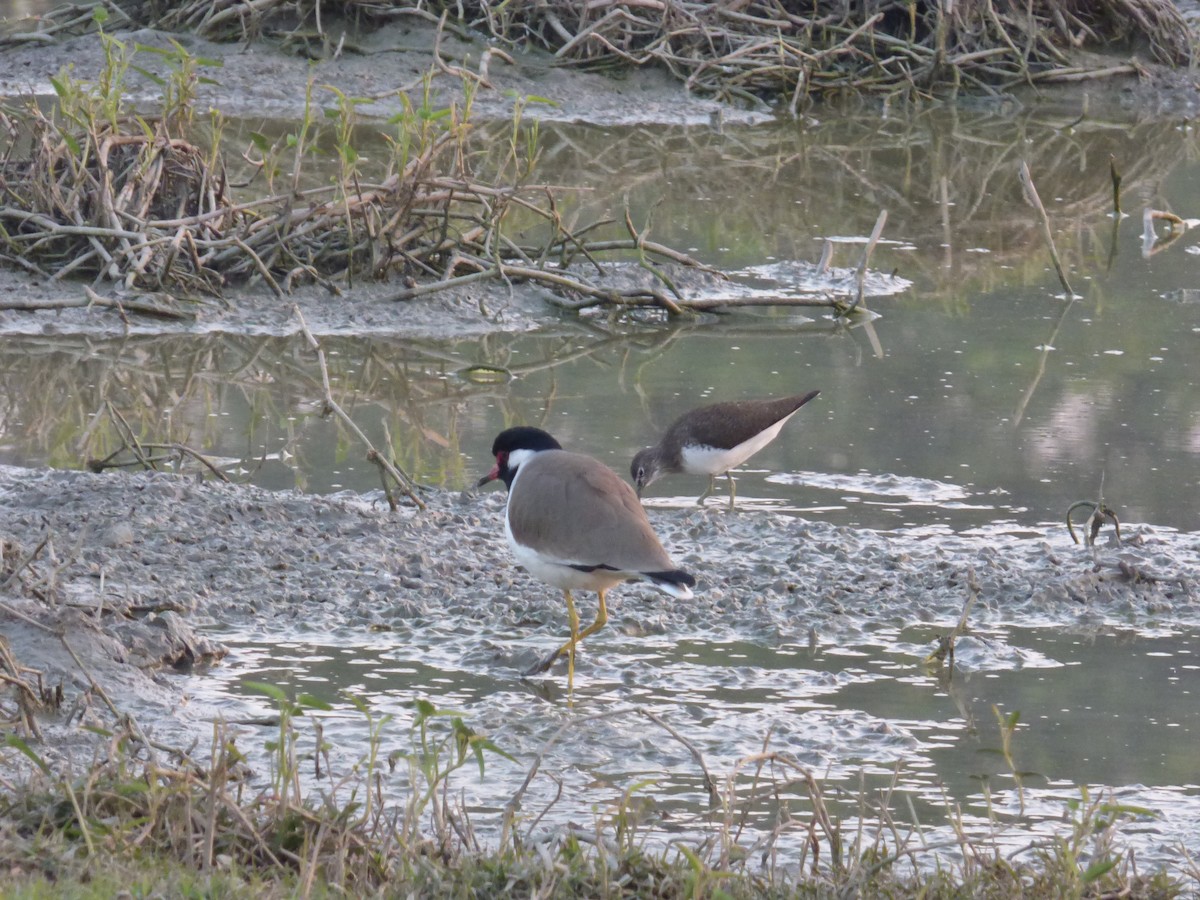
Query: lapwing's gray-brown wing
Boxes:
[
  {"xmin": 508, "ymin": 450, "xmax": 676, "ymax": 573},
  {"xmin": 672, "ymin": 392, "xmax": 820, "ymax": 450}
]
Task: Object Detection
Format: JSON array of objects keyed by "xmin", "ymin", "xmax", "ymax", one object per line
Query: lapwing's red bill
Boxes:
[
  {"xmin": 479, "ymin": 425, "xmax": 695, "ymax": 690},
  {"xmin": 477, "ymin": 458, "xmax": 503, "ymax": 487},
  {"xmin": 632, "ymin": 390, "xmax": 821, "ymax": 510}
]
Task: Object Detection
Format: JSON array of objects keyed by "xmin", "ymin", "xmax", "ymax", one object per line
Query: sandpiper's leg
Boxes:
[
  {"xmin": 727, "ymin": 471, "xmax": 737, "ymax": 511},
  {"xmin": 696, "ymin": 475, "xmax": 716, "ymax": 506}
]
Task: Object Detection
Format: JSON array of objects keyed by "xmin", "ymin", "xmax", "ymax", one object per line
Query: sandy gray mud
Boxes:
[
  {"xmin": 2, "ymin": 16, "xmax": 1200, "ymax": 781},
  {"xmin": 2, "ymin": 463, "xmax": 1198, "ymax": 775}
]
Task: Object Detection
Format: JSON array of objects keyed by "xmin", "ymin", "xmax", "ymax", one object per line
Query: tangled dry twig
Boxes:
[
  {"xmin": 6, "ymin": 1, "xmax": 1191, "ymax": 102},
  {"xmin": 456, "ymin": 0, "xmax": 1194, "ymax": 103}
]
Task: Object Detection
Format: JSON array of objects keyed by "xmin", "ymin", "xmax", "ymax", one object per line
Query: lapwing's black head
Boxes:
[{"xmin": 477, "ymin": 426, "xmax": 563, "ymax": 490}]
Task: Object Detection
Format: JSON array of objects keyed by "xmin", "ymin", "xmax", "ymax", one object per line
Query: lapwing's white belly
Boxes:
[
  {"xmin": 679, "ymin": 415, "xmax": 792, "ymax": 475},
  {"xmin": 505, "ymin": 513, "xmax": 629, "ymax": 592},
  {"xmin": 504, "ymin": 459, "xmax": 631, "ymax": 592}
]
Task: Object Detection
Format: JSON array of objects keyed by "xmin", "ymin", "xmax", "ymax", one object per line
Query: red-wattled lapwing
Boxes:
[
  {"xmin": 632, "ymin": 391, "xmax": 821, "ymax": 510},
  {"xmin": 478, "ymin": 426, "xmax": 695, "ymax": 689}
]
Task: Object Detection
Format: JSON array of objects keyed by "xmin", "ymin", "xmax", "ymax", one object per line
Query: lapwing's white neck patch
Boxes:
[
  {"xmin": 506, "ymin": 447, "xmax": 540, "ymax": 474},
  {"xmin": 506, "ymin": 448, "xmax": 540, "ymax": 468}
]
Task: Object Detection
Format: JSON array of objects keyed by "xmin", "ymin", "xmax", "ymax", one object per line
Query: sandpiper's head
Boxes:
[
  {"xmin": 630, "ymin": 447, "xmax": 662, "ymax": 496},
  {"xmin": 477, "ymin": 426, "xmax": 562, "ymax": 490}
]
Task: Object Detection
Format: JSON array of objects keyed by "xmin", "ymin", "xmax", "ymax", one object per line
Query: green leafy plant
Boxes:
[
  {"xmin": 132, "ymin": 37, "xmax": 223, "ymax": 131},
  {"xmin": 399, "ymin": 697, "xmax": 515, "ymax": 852},
  {"xmin": 245, "ymin": 680, "xmax": 333, "ymax": 821}
]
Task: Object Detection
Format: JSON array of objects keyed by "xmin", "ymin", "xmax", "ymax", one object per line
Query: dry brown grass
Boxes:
[{"xmin": 0, "ymin": 31, "xmax": 721, "ymax": 316}]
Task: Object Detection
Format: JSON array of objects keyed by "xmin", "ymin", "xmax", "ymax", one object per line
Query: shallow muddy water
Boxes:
[
  {"xmin": 193, "ymin": 610, "xmax": 1200, "ymax": 870},
  {"xmin": 208, "ymin": 624, "xmax": 1200, "ymax": 798},
  {"xmin": 3, "ymin": 104, "xmax": 1200, "ymax": 869}
]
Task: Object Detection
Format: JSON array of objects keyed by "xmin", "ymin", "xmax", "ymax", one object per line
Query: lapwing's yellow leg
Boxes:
[
  {"xmin": 565, "ymin": 589, "xmax": 580, "ymax": 691},
  {"xmin": 727, "ymin": 471, "xmax": 737, "ymax": 511},
  {"xmin": 522, "ymin": 589, "xmax": 608, "ymax": 688},
  {"xmin": 523, "ymin": 589, "xmax": 580, "ymax": 680},
  {"xmin": 696, "ymin": 475, "xmax": 716, "ymax": 506},
  {"xmin": 568, "ymin": 590, "xmax": 608, "ymax": 692},
  {"xmin": 575, "ymin": 589, "xmax": 609, "ymax": 645}
]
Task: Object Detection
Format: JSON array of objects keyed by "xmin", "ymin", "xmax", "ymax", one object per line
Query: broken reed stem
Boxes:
[
  {"xmin": 840, "ymin": 208, "xmax": 888, "ymax": 317},
  {"xmin": 1066, "ymin": 498, "xmax": 1121, "ymax": 546},
  {"xmin": 292, "ymin": 306, "xmax": 425, "ymax": 511},
  {"xmin": 0, "ymin": 534, "xmax": 52, "ymax": 596},
  {"xmin": 105, "ymin": 400, "xmax": 150, "ymax": 468},
  {"xmin": 1109, "ymin": 155, "xmax": 1122, "ymax": 217},
  {"xmin": 0, "ymin": 597, "xmax": 59, "ymax": 634},
  {"xmin": 82, "ymin": 403, "xmax": 230, "ymax": 481},
  {"xmin": 87, "ymin": 442, "xmax": 232, "ymax": 482},
  {"xmin": 623, "ymin": 205, "xmax": 686, "ymax": 315},
  {"xmin": 923, "ymin": 567, "xmax": 980, "ymax": 666},
  {"xmin": 1018, "ymin": 161, "xmax": 1075, "ymax": 298},
  {"xmin": 639, "ymin": 709, "xmax": 719, "ymax": 804},
  {"xmin": 1141, "ymin": 208, "xmax": 1188, "ymax": 258}
]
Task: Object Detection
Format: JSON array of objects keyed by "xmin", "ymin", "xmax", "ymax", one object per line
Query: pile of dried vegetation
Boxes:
[
  {"xmin": 0, "ymin": 12, "xmax": 723, "ymax": 316},
  {"xmin": 9, "ymin": 1, "xmax": 1194, "ymax": 107},
  {"xmin": 2, "ymin": 2, "xmax": 1191, "ymax": 315},
  {"xmin": 461, "ymin": 0, "xmax": 1197, "ymax": 110}
]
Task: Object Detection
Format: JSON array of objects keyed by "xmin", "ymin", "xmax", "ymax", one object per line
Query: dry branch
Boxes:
[
  {"xmin": 84, "ymin": 401, "xmax": 231, "ymax": 480},
  {"xmin": 293, "ymin": 306, "xmax": 425, "ymax": 511},
  {"xmin": 1019, "ymin": 161, "xmax": 1075, "ymax": 298}
]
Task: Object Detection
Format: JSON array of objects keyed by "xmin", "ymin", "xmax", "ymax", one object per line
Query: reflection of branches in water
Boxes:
[
  {"xmin": 1013, "ymin": 296, "xmax": 1077, "ymax": 427},
  {"xmin": 512, "ymin": 111, "xmax": 1195, "ymax": 297},
  {"xmin": 0, "ymin": 334, "xmax": 486, "ymax": 482},
  {"xmin": 580, "ymin": 315, "xmax": 883, "ymax": 421},
  {"xmin": 0, "ymin": 324, "xmax": 737, "ymax": 484}
]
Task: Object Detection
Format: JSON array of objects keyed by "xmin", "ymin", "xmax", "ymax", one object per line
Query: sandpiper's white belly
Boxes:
[{"xmin": 679, "ymin": 414, "xmax": 793, "ymax": 475}]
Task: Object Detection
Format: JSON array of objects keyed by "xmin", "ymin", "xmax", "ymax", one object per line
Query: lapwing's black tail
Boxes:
[{"xmin": 645, "ymin": 568, "xmax": 696, "ymax": 599}]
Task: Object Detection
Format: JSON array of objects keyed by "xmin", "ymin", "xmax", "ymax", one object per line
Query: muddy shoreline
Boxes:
[
  {"xmin": 3, "ymin": 462, "xmax": 1198, "ymax": 776},
  {"xmin": 3, "ymin": 16, "xmax": 1200, "ymax": 780}
]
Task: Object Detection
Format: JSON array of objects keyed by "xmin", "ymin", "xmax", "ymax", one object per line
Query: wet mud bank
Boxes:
[
  {"xmin": 2, "ymin": 464, "xmax": 1197, "ymax": 776},
  {"xmin": 0, "ymin": 18, "xmax": 767, "ymax": 127}
]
